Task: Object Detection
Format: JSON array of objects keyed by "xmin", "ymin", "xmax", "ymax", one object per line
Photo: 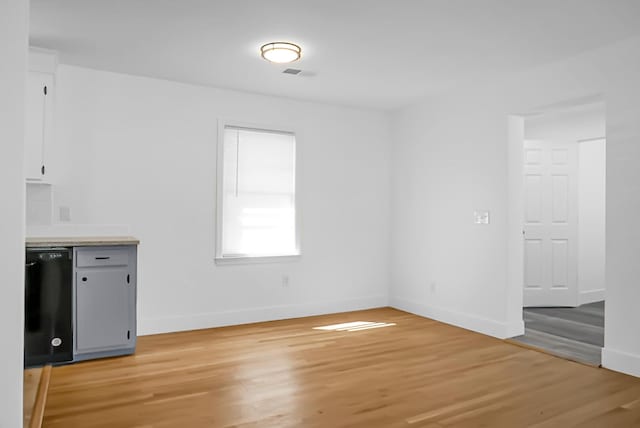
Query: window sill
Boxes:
[{"xmin": 215, "ymin": 254, "xmax": 301, "ymax": 265}]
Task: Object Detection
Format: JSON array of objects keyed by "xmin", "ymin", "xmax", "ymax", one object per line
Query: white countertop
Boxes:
[{"xmin": 26, "ymin": 236, "xmax": 139, "ymax": 247}]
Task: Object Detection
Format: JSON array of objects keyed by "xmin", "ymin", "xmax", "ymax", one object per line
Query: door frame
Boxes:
[
  {"xmin": 506, "ymin": 101, "xmax": 607, "ymax": 338},
  {"xmin": 506, "ymin": 115, "xmax": 525, "ymax": 336}
]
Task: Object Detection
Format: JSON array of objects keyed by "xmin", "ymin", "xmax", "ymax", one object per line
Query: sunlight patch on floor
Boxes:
[{"xmin": 313, "ymin": 321, "xmax": 396, "ymax": 332}]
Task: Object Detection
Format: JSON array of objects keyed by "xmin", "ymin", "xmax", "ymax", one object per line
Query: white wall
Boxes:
[
  {"xmin": 390, "ymin": 35, "xmax": 640, "ymax": 377},
  {"xmin": 26, "ymin": 183, "xmax": 53, "ymax": 225},
  {"xmin": 525, "ymin": 104, "xmax": 606, "ymax": 305},
  {"xmin": 390, "ymin": 97, "xmax": 519, "ymax": 338},
  {"xmin": 51, "ymin": 65, "xmax": 391, "ymax": 335},
  {"xmin": 603, "ymin": 64, "xmax": 640, "ymax": 376},
  {"xmin": 525, "ymin": 104, "xmax": 605, "ymax": 141},
  {"xmin": 577, "ymin": 139, "xmax": 606, "ymax": 304},
  {"xmin": 0, "ymin": 0, "xmax": 28, "ymax": 426}
]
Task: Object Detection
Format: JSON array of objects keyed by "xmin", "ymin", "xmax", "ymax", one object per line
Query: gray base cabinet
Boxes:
[{"xmin": 73, "ymin": 246, "xmax": 137, "ymax": 362}]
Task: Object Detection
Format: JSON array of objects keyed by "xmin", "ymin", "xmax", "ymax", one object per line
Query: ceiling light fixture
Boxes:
[{"xmin": 260, "ymin": 42, "xmax": 301, "ymax": 64}]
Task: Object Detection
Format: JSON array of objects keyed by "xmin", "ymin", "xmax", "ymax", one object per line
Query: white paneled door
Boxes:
[{"xmin": 523, "ymin": 139, "xmax": 578, "ymax": 307}]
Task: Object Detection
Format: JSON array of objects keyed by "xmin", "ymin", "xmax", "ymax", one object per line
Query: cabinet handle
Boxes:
[
  {"xmin": 41, "ymin": 165, "xmax": 45, "ymax": 175},
  {"xmin": 95, "ymin": 256, "xmax": 110, "ymax": 260},
  {"xmin": 82, "ymin": 277, "xmax": 87, "ymax": 282},
  {"xmin": 126, "ymin": 274, "xmax": 130, "ymax": 284},
  {"xmin": 127, "ymin": 330, "xmax": 131, "ymax": 340}
]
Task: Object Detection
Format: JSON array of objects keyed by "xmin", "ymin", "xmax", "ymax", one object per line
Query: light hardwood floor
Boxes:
[
  {"xmin": 43, "ymin": 308, "xmax": 640, "ymax": 427},
  {"xmin": 25, "ymin": 365, "xmax": 51, "ymax": 428},
  {"xmin": 24, "ymin": 367, "xmax": 42, "ymax": 427}
]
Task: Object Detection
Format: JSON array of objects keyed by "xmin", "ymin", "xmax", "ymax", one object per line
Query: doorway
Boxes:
[{"xmin": 511, "ymin": 101, "xmax": 606, "ymax": 366}]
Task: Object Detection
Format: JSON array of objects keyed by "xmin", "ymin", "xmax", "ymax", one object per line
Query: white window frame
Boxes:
[{"xmin": 215, "ymin": 119, "xmax": 302, "ymax": 265}]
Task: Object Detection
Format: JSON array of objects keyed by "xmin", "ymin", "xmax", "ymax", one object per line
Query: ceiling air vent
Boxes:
[{"xmin": 282, "ymin": 68, "xmax": 302, "ymax": 75}]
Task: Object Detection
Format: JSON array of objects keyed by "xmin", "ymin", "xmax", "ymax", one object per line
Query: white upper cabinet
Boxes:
[
  {"xmin": 25, "ymin": 48, "xmax": 57, "ymax": 182},
  {"xmin": 25, "ymin": 72, "xmax": 54, "ymax": 180}
]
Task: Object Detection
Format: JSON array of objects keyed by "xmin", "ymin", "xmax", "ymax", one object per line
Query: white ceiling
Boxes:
[{"xmin": 30, "ymin": 0, "xmax": 640, "ymax": 110}]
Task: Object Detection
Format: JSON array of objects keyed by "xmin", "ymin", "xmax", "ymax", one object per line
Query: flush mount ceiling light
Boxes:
[{"xmin": 260, "ymin": 42, "xmax": 301, "ymax": 63}]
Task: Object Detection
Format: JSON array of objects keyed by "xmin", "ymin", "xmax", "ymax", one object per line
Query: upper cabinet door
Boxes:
[{"xmin": 25, "ymin": 71, "xmax": 54, "ymax": 181}]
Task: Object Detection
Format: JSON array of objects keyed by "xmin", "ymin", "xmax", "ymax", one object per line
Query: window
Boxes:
[{"xmin": 216, "ymin": 123, "xmax": 299, "ymax": 262}]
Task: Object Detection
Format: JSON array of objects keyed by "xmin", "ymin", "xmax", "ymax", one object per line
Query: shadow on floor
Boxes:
[{"xmin": 510, "ymin": 301, "xmax": 604, "ymax": 366}]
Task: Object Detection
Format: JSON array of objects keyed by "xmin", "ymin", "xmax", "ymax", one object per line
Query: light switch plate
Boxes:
[{"xmin": 474, "ymin": 210, "xmax": 490, "ymax": 225}]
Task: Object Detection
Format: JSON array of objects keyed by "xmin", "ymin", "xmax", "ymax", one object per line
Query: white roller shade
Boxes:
[{"xmin": 220, "ymin": 126, "xmax": 297, "ymax": 258}]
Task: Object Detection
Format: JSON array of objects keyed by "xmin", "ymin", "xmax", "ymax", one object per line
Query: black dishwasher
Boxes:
[{"xmin": 25, "ymin": 248, "xmax": 73, "ymax": 367}]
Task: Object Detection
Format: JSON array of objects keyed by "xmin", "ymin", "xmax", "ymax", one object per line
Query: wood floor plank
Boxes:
[
  {"xmin": 42, "ymin": 308, "xmax": 640, "ymax": 427},
  {"xmin": 513, "ymin": 301, "xmax": 605, "ymax": 365},
  {"xmin": 511, "ymin": 328, "xmax": 602, "ymax": 366},
  {"xmin": 523, "ymin": 312, "xmax": 604, "ymax": 347},
  {"xmin": 23, "ymin": 367, "xmax": 42, "ymax": 427},
  {"xmin": 30, "ymin": 365, "xmax": 51, "ymax": 428},
  {"xmin": 526, "ymin": 301, "xmax": 605, "ymax": 327}
]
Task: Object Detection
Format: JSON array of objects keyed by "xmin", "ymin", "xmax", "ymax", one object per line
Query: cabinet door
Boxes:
[
  {"xmin": 25, "ymin": 72, "xmax": 54, "ymax": 180},
  {"xmin": 76, "ymin": 268, "xmax": 132, "ymax": 352}
]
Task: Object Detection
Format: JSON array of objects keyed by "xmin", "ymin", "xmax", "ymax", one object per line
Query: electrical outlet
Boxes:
[
  {"xmin": 59, "ymin": 206, "xmax": 71, "ymax": 222},
  {"xmin": 282, "ymin": 275, "xmax": 290, "ymax": 288},
  {"xmin": 474, "ymin": 210, "xmax": 490, "ymax": 225}
]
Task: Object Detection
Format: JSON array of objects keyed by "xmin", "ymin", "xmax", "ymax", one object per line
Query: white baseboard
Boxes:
[
  {"xmin": 504, "ymin": 318, "xmax": 526, "ymax": 338},
  {"xmin": 138, "ymin": 295, "xmax": 389, "ymax": 335},
  {"xmin": 390, "ymin": 297, "xmax": 523, "ymax": 339},
  {"xmin": 578, "ymin": 289, "xmax": 606, "ymax": 305},
  {"xmin": 602, "ymin": 348, "xmax": 640, "ymax": 378}
]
